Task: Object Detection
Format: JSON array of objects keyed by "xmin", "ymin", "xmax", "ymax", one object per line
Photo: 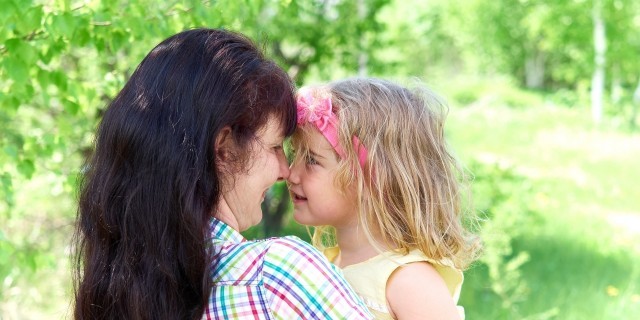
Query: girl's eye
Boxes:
[{"xmin": 305, "ymin": 154, "xmax": 318, "ymax": 166}]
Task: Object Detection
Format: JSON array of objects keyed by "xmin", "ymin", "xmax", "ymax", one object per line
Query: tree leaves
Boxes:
[
  {"xmin": 3, "ymin": 56, "xmax": 29, "ymax": 85},
  {"xmin": 0, "ymin": 1, "xmax": 400, "ymax": 311},
  {"xmin": 16, "ymin": 159, "xmax": 35, "ymax": 179}
]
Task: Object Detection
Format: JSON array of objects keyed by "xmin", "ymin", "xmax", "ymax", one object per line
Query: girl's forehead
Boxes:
[{"xmin": 299, "ymin": 127, "xmax": 333, "ymax": 152}]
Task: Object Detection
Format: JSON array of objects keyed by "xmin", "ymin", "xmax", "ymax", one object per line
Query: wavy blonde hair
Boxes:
[{"xmin": 292, "ymin": 78, "xmax": 480, "ymax": 269}]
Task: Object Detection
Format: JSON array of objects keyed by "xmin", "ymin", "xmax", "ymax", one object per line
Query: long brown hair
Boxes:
[{"xmin": 73, "ymin": 29, "xmax": 296, "ymax": 319}]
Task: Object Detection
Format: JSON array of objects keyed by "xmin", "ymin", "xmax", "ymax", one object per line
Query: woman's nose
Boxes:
[{"xmin": 276, "ymin": 150, "xmax": 290, "ymax": 181}]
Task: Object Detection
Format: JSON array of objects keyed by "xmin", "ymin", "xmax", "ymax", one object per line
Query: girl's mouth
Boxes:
[{"xmin": 291, "ymin": 192, "xmax": 307, "ymax": 202}]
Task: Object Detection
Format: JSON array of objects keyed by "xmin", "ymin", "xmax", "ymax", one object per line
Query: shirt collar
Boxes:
[{"xmin": 209, "ymin": 217, "xmax": 245, "ymax": 243}]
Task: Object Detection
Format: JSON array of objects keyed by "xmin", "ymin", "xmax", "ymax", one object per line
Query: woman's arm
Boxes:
[{"xmin": 387, "ymin": 261, "xmax": 461, "ymax": 320}]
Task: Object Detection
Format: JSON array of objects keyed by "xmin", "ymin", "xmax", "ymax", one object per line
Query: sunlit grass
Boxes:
[{"xmin": 447, "ymin": 97, "xmax": 640, "ymax": 319}]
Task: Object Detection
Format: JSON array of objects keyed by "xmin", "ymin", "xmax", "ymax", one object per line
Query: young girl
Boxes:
[{"xmin": 288, "ymin": 78, "xmax": 480, "ymax": 319}]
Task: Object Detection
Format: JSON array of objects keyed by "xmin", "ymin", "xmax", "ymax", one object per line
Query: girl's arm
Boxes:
[{"xmin": 387, "ymin": 261, "xmax": 461, "ymax": 320}]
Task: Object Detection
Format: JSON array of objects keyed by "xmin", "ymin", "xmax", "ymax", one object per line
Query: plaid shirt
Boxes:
[{"xmin": 203, "ymin": 218, "xmax": 372, "ymax": 319}]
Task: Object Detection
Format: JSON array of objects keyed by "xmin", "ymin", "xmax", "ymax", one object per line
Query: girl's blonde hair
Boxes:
[{"xmin": 293, "ymin": 78, "xmax": 480, "ymax": 269}]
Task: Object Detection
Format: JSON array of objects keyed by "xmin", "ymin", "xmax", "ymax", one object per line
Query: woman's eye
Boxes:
[{"xmin": 271, "ymin": 142, "xmax": 286, "ymax": 152}]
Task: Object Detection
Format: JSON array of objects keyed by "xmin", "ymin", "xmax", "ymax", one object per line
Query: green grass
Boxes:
[{"xmin": 447, "ymin": 98, "xmax": 640, "ymax": 319}]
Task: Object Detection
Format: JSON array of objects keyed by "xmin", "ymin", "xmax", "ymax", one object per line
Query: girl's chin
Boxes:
[
  {"xmin": 292, "ymin": 212, "xmax": 324, "ymax": 227},
  {"xmin": 292, "ymin": 210, "xmax": 311, "ymax": 224}
]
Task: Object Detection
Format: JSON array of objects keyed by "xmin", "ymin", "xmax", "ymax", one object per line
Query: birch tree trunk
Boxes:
[
  {"xmin": 610, "ymin": 65, "xmax": 622, "ymax": 105},
  {"xmin": 632, "ymin": 76, "xmax": 640, "ymax": 130},
  {"xmin": 591, "ymin": 0, "xmax": 606, "ymax": 125},
  {"xmin": 358, "ymin": 0, "xmax": 368, "ymax": 77},
  {"xmin": 525, "ymin": 49, "xmax": 545, "ymax": 89}
]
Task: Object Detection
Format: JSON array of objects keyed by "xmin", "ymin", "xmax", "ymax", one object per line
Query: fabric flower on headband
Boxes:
[
  {"xmin": 296, "ymin": 90, "xmax": 334, "ymax": 132},
  {"xmin": 296, "ymin": 87, "xmax": 368, "ymax": 168}
]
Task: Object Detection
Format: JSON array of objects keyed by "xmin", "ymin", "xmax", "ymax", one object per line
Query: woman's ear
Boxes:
[{"xmin": 215, "ymin": 127, "xmax": 233, "ymax": 161}]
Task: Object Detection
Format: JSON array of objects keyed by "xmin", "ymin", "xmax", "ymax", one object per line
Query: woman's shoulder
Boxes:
[
  {"xmin": 257, "ymin": 238, "xmax": 374, "ymax": 319},
  {"xmin": 214, "ymin": 236, "xmax": 336, "ymax": 282},
  {"xmin": 265, "ymin": 235, "xmax": 314, "ymax": 247},
  {"xmin": 259, "ymin": 237, "xmax": 358, "ymax": 292},
  {"xmin": 248, "ymin": 235, "xmax": 316, "ymax": 253},
  {"xmin": 261, "ymin": 236, "xmax": 331, "ymax": 269}
]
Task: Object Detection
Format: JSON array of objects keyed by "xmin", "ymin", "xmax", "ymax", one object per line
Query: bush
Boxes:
[{"xmin": 462, "ymin": 160, "xmax": 557, "ymax": 319}]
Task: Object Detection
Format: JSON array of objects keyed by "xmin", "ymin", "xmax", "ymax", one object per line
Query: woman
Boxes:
[{"xmin": 73, "ymin": 28, "xmax": 371, "ymax": 319}]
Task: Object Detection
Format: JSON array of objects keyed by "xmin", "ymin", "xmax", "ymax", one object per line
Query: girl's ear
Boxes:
[{"xmin": 214, "ymin": 126, "xmax": 233, "ymax": 162}]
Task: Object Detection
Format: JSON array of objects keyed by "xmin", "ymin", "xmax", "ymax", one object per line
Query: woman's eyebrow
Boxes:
[{"xmin": 266, "ymin": 135, "xmax": 284, "ymax": 145}]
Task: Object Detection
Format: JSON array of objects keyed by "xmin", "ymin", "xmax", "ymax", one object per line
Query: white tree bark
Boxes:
[
  {"xmin": 525, "ymin": 50, "xmax": 545, "ymax": 89},
  {"xmin": 634, "ymin": 76, "xmax": 640, "ymax": 104},
  {"xmin": 591, "ymin": 0, "xmax": 606, "ymax": 125},
  {"xmin": 358, "ymin": 0, "xmax": 368, "ymax": 77},
  {"xmin": 632, "ymin": 76, "xmax": 640, "ymax": 129},
  {"xmin": 610, "ymin": 65, "xmax": 622, "ymax": 104}
]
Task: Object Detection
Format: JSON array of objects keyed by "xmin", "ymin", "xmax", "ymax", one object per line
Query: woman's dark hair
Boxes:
[{"xmin": 73, "ymin": 28, "xmax": 296, "ymax": 319}]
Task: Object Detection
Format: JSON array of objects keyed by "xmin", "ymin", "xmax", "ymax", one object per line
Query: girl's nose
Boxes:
[{"xmin": 286, "ymin": 161, "xmax": 301, "ymax": 184}]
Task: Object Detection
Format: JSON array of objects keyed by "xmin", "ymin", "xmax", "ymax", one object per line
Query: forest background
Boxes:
[{"xmin": 1, "ymin": 0, "xmax": 639, "ymax": 319}]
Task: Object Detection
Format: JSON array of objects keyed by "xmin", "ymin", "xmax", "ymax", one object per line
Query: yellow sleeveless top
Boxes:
[{"xmin": 325, "ymin": 247, "xmax": 465, "ymax": 320}]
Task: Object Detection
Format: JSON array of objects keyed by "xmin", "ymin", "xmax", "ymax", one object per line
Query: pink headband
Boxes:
[{"xmin": 296, "ymin": 88, "xmax": 368, "ymax": 168}]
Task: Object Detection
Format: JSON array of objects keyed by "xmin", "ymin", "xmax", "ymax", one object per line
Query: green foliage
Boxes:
[
  {"xmin": 462, "ymin": 161, "xmax": 553, "ymax": 318},
  {"xmin": 445, "ymin": 0, "xmax": 595, "ymax": 87},
  {"xmin": 252, "ymin": 0, "xmax": 391, "ymax": 83},
  {"xmin": 442, "ymin": 76, "xmax": 545, "ymax": 109},
  {"xmin": 461, "ymin": 162, "xmax": 557, "ymax": 319},
  {"xmin": 383, "ymin": 0, "xmax": 640, "ymax": 104}
]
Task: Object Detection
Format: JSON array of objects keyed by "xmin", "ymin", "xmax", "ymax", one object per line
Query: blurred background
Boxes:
[{"xmin": 1, "ymin": 0, "xmax": 639, "ymax": 319}]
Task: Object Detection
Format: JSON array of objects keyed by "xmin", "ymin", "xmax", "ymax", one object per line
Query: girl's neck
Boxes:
[{"xmin": 334, "ymin": 224, "xmax": 388, "ymax": 268}]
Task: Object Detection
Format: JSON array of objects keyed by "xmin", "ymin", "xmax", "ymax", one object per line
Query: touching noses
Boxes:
[
  {"xmin": 286, "ymin": 160, "xmax": 301, "ymax": 185},
  {"xmin": 276, "ymin": 149, "xmax": 290, "ymax": 181}
]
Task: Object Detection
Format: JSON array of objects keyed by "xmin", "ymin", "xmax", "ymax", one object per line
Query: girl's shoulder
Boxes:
[
  {"xmin": 396, "ymin": 249, "xmax": 464, "ymax": 300},
  {"xmin": 386, "ymin": 261, "xmax": 463, "ymax": 319},
  {"xmin": 341, "ymin": 249, "xmax": 463, "ymax": 301}
]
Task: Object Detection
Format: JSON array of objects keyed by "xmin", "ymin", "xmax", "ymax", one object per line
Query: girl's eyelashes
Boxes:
[{"xmin": 305, "ymin": 154, "xmax": 319, "ymax": 166}]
